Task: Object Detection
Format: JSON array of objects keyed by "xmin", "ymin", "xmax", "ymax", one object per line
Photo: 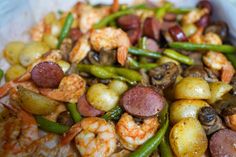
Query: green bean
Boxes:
[
  {"xmin": 138, "ymin": 37, "xmax": 147, "ymax": 49},
  {"xmin": 155, "ymin": 2, "xmax": 173, "ymax": 20},
  {"xmin": 168, "ymin": 8, "xmax": 192, "ymax": 14},
  {"xmin": 128, "ymin": 47, "xmax": 162, "ymax": 58},
  {"xmin": 159, "ymin": 129, "xmax": 173, "ymax": 157},
  {"xmin": 169, "ymin": 42, "xmax": 236, "ymax": 54},
  {"xmin": 163, "ymin": 49, "xmax": 194, "ymax": 65},
  {"xmin": 93, "ymin": 9, "xmax": 134, "ymax": 29},
  {"xmin": 127, "ymin": 57, "xmax": 157, "ymax": 70},
  {"xmin": 0, "ymin": 69, "xmax": 4, "ymax": 81},
  {"xmin": 129, "ymin": 116, "xmax": 169, "ymax": 157},
  {"xmin": 102, "ymin": 105, "xmax": 123, "ymax": 121},
  {"xmin": 67, "ymin": 103, "xmax": 82, "ymax": 123},
  {"xmin": 226, "ymin": 54, "xmax": 236, "ymax": 68},
  {"xmin": 57, "ymin": 13, "xmax": 74, "ymax": 48},
  {"xmin": 35, "ymin": 116, "xmax": 69, "ymax": 134},
  {"xmin": 77, "ymin": 64, "xmax": 141, "ymax": 84}
]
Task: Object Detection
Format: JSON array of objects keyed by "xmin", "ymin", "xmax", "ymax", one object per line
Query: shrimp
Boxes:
[
  {"xmin": 203, "ymin": 51, "xmax": 235, "ymax": 83},
  {"xmin": 30, "ymin": 21, "xmax": 45, "ymax": 41},
  {"xmin": 116, "ymin": 113, "xmax": 159, "ymax": 151},
  {"xmin": 90, "ymin": 27, "xmax": 131, "ymax": 65},
  {"xmin": 111, "ymin": 149, "xmax": 130, "ymax": 157},
  {"xmin": 69, "ymin": 34, "xmax": 91, "ymax": 63},
  {"xmin": 182, "ymin": 8, "xmax": 209, "ymax": 24},
  {"xmin": 40, "ymin": 74, "xmax": 86, "ymax": 103},
  {"xmin": 0, "ymin": 109, "xmax": 39, "ymax": 156},
  {"xmin": 72, "ymin": 3, "xmax": 110, "ymax": 33},
  {"xmin": 61, "ymin": 117, "xmax": 117, "ymax": 157}
]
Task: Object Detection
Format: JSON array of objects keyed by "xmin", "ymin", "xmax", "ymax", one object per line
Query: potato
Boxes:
[
  {"xmin": 170, "ymin": 100, "xmax": 209, "ymax": 124},
  {"xmin": 169, "ymin": 118, "xmax": 208, "ymax": 157},
  {"xmin": 5, "ymin": 65, "xmax": 26, "ymax": 81},
  {"xmin": 19, "ymin": 41, "xmax": 49, "ymax": 67},
  {"xmin": 56, "ymin": 60, "xmax": 70, "ymax": 73},
  {"xmin": 51, "ymin": 20, "xmax": 62, "ymax": 37},
  {"xmin": 174, "ymin": 77, "xmax": 211, "ymax": 99},
  {"xmin": 108, "ymin": 80, "xmax": 128, "ymax": 95},
  {"xmin": 18, "ymin": 86, "xmax": 59, "ymax": 115},
  {"xmin": 3, "ymin": 41, "xmax": 25, "ymax": 65},
  {"xmin": 87, "ymin": 83, "xmax": 119, "ymax": 111},
  {"xmin": 44, "ymin": 12, "xmax": 57, "ymax": 25},
  {"xmin": 43, "ymin": 34, "xmax": 58, "ymax": 49},
  {"xmin": 207, "ymin": 82, "xmax": 232, "ymax": 104},
  {"xmin": 182, "ymin": 24, "xmax": 197, "ymax": 37}
]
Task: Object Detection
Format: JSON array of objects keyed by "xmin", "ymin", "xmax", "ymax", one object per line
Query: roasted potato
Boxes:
[
  {"xmin": 169, "ymin": 118, "xmax": 208, "ymax": 157},
  {"xmin": 3, "ymin": 41, "xmax": 25, "ymax": 65},
  {"xmin": 108, "ymin": 80, "xmax": 128, "ymax": 95},
  {"xmin": 207, "ymin": 81, "xmax": 232, "ymax": 104},
  {"xmin": 5, "ymin": 64, "xmax": 26, "ymax": 81},
  {"xmin": 174, "ymin": 77, "xmax": 211, "ymax": 99},
  {"xmin": 18, "ymin": 86, "xmax": 60, "ymax": 115},
  {"xmin": 87, "ymin": 83, "xmax": 119, "ymax": 111},
  {"xmin": 170, "ymin": 100, "xmax": 209, "ymax": 124}
]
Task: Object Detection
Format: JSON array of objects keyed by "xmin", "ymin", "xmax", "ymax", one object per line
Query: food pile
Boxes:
[{"xmin": 0, "ymin": 0, "xmax": 236, "ymax": 156}]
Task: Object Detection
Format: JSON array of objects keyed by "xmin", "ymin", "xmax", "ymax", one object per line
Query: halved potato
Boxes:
[
  {"xmin": 174, "ymin": 77, "xmax": 211, "ymax": 99},
  {"xmin": 18, "ymin": 86, "xmax": 60, "ymax": 115},
  {"xmin": 207, "ymin": 82, "xmax": 232, "ymax": 104},
  {"xmin": 169, "ymin": 118, "xmax": 208, "ymax": 157},
  {"xmin": 170, "ymin": 100, "xmax": 209, "ymax": 124}
]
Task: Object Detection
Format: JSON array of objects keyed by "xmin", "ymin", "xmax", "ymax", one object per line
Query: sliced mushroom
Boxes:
[
  {"xmin": 88, "ymin": 49, "xmax": 116, "ymax": 66},
  {"xmin": 183, "ymin": 65, "xmax": 218, "ymax": 82},
  {"xmin": 198, "ymin": 107, "xmax": 224, "ymax": 135},
  {"xmin": 57, "ymin": 111, "xmax": 74, "ymax": 126},
  {"xmin": 230, "ymin": 75, "xmax": 236, "ymax": 95},
  {"xmin": 60, "ymin": 38, "xmax": 73, "ymax": 61},
  {"xmin": 149, "ymin": 62, "xmax": 179, "ymax": 89}
]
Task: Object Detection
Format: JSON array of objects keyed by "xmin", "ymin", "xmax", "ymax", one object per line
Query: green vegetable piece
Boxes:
[
  {"xmin": 128, "ymin": 47, "xmax": 162, "ymax": 58},
  {"xmin": 67, "ymin": 103, "xmax": 82, "ymax": 123},
  {"xmin": 102, "ymin": 106, "xmax": 123, "ymax": 121},
  {"xmin": 168, "ymin": 8, "xmax": 192, "ymax": 14},
  {"xmin": 169, "ymin": 42, "xmax": 236, "ymax": 54},
  {"xmin": 18, "ymin": 86, "xmax": 59, "ymax": 115},
  {"xmin": 163, "ymin": 49, "xmax": 194, "ymax": 65},
  {"xmin": 57, "ymin": 13, "xmax": 74, "ymax": 48},
  {"xmin": 0, "ymin": 69, "xmax": 4, "ymax": 81},
  {"xmin": 226, "ymin": 54, "xmax": 236, "ymax": 68},
  {"xmin": 129, "ymin": 116, "xmax": 169, "ymax": 157},
  {"xmin": 159, "ymin": 130, "xmax": 173, "ymax": 157},
  {"xmin": 128, "ymin": 57, "xmax": 157, "ymax": 70},
  {"xmin": 93, "ymin": 9, "xmax": 134, "ymax": 29},
  {"xmin": 35, "ymin": 115, "xmax": 69, "ymax": 134},
  {"xmin": 155, "ymin": 2, "xmax": 173, "ymax": 20},
  {"xmin": 90, "ymin": 66, "xmax": 114, "ymax": 79}
]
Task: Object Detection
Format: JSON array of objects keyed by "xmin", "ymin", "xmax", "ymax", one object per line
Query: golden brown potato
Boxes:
[
  {"xmin": 169, "ymin": 118, "xmax": 208, "ymax": 157},
  {"xmin": 207, "ymin": 82, "xmax": 232, "ymax": 104},
  {"xmin": 170, "ymin": 100, "xmax": 209, "ymax": 124},
  {"xmin": 18, "ymin": 86, "xmax": 60, "ymax": 115},
  {"xmin": 174, "ymin": 77, "xmax": 211, "ymax": 99},
  {"xmin": 5, "ymin": 65, "xmax": 26, "ymax": 81}
]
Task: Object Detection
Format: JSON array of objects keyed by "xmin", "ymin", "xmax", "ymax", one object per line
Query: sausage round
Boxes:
[
  {"xmin": 127, "ymin": 27, "xmax": 142, "ymax": 45},
  {"xmin": 209, "ymin": 129, "xmax": 236, "ymax": 157},
  {"xmin": 195, "ymin": 14, "xmax": 210, "ymax": 28},
  {"xmin": 69, "ymin": 28, "xmax": 82, "ymax": 43},
  {"xmin": 31, "ymin": 61, "xmax": 64, "ymax": 88},
  {"xmin": 120, "ymin": 86, "xmax": 164, "ymax": 117},
  {"xmin": 168, "ymin": 25, "xmax": 188, "ymax": 42},
  {"xmin": 117, "ymin": 14, "xmax": 140, "ymax": 31},
  {"xmin": 145, "ymin": 38, "xmax": 159, "ymax": 52},
  {"xmin": 77, "ymin": 95, "xmax": 104, "ymax": 117},
  {"xmin": 143, "ymin": 17, "xmax": 161, "ymax": 41}
]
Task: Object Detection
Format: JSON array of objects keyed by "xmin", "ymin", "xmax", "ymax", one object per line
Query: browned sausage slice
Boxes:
[
  {"xmin": 120, "ymin": 86, "xmax": 164, "ymax": 117},
  {"xmin": 117, "ymin": 14, "xmax": 140, "ymax": 31},
  {"xmin": 143, "ymin": 17, "xmax": 161, "ymax": 41},
  {"xmin": 145, "ymin": 38, "xmax": 159, "ymax": 52},
  {"xmin": 209, "ymin": 129, "xmax": 236, "ymax": 157},
  {"xmin": 77, "ymin": 95, "xmax": 104, "ymax": 117},
  {"xmin": 168, "ymin": 25, "xmax": 188, "ymax": 42},
  {"xmin": 31, "ymin": 61, "xmax": 64, "ymax": 88},
  {"xmin": 69, "ymin": 28, "xmax": 82, "ymax": 43},
  {"xmin": 127, "ymin": 27, "xmax": 142, "ymax": 45}
]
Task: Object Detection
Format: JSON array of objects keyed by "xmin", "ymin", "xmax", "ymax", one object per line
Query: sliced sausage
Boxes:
[
  {"xmin": 195, "ymin": 14, "xmax": 210, "ymax": 28},
  {"xmin": 69, "ymin": 28, "xmax": 82, "ymax": 43},
  {"xmin": 77, "ymin": 95, "xmax": 104, "ymax": 117},
  {"xmin": 143, "ymin": 17, "xmax": 161, "ymax": 41},
  {"xmin": 31, "ymin": 61, "xmax": 64, "ymax": 88},
  {"xmin": 145, "ymin": 38, "xmax": 159, "ymax": 52},
  {"xmin": 127, "ymin": 27, "xmax": 142, "ymax": 45},
  {"xmin": 209, "ymin": 129, "xmax": 236, "ymax": 157},
  {"xmin": 168, "ymin": 25, "xmax": 188, "ymax": 42},
  {"xmin": 120, "ymin": 86, "xmax": 164, "ymax": 117},
  {"xmin": 197, "ymin": 0, "xmax": 212, "ymax": 14},
  {"xmin": 164, "ymin": 13, "xmax": 176, "ymax": 22},
  {"xmin": 117, "ymin": 14, "xmax": 140, "ymax": 31}
]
